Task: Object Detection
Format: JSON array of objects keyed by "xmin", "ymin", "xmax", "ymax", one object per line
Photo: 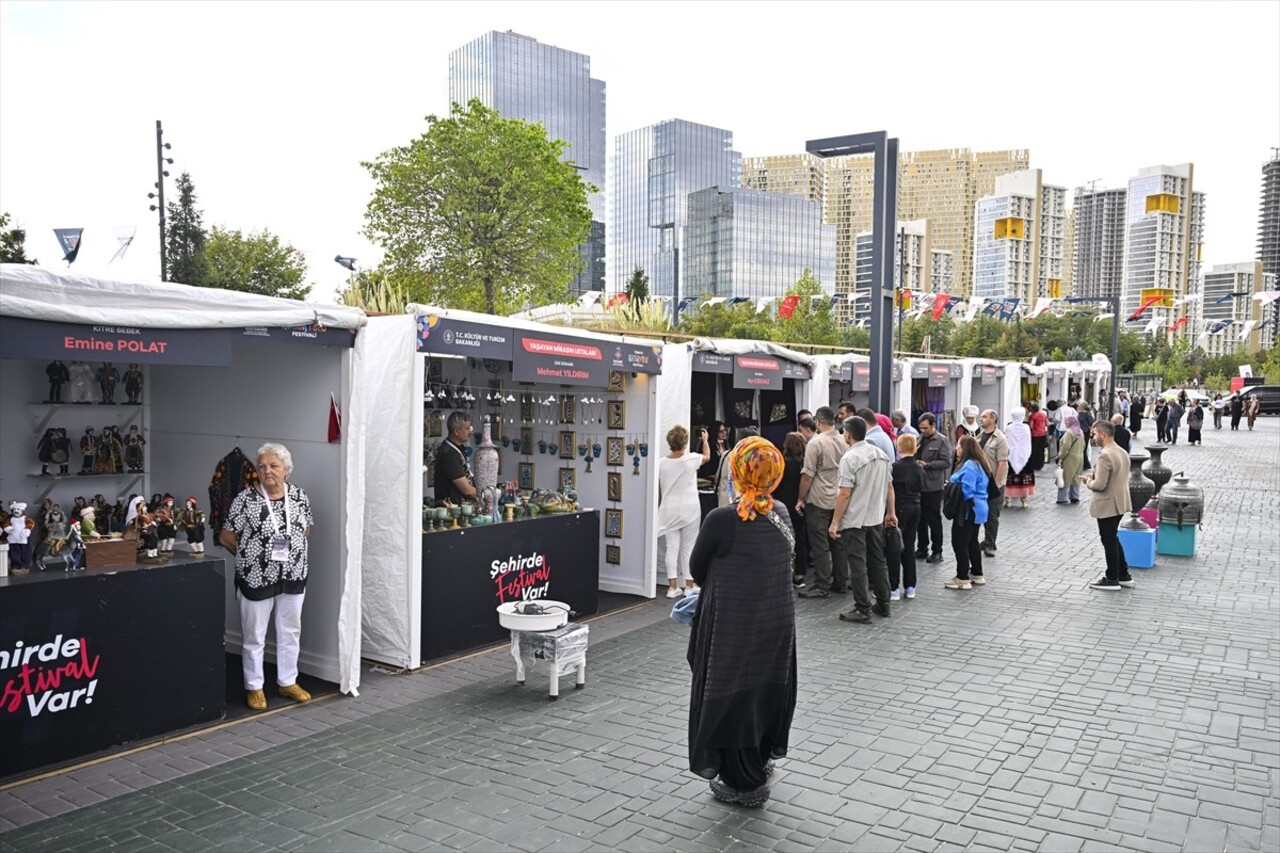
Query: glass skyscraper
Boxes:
[
  {"xmin": 610, "ymin": 120, "xmax": 741, "ymax": 299},
  {"xmin": 449, "ymin": 31, "xmax": 606, "ymax": 295}
]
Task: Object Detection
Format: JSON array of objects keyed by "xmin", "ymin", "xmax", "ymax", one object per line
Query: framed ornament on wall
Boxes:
[
  {"xmin": 605, "ymin": 544, "xmax": 621, "ymax": 565},
  {"xmin": 607, "ymin": 472, "xmax": 622, "ymax": 503},
  {"xmin": 559, "ymin": 467, "xmax": 576, "ymax": 492},
  {"xmin": 607, "ymin": 370, "xmax": 625, "ymax": 393},
  {"xmin": 606, "ymin": 436, "xmax": 625, "ymax": 466},
  {"xmin": 520, "ymin": 427, "xmax": 534, "ymax": 455},
  {"xmin": 520, "ymin": 394, "xmax": 535, "ymax": 423},
  {"xmin": 604, "ymin": 508, "xmax": 623, "ymax": 538},
  {"xmin": 518, "ymin": 462, "xmax": 535, "ymax": 491},
  {"xmin": 560, "ymin": 395, "xmax": 577, "ymax": 424},
  {"xmin": 607, "ymin": 400, "xmax": 626, "ymax": 430},
  {"xmin": 559, "ymin": 431, "xmax": 575, "ymax": 459}
]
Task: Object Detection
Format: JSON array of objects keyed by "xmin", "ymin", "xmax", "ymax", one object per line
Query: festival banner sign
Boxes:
[
  {"xmin": 416, "ymin": 315, "xmax": 514, "ymax": 361},
  {"xmin": 0, "ymin": 317, "xmax": 233, "ymax": 366}
]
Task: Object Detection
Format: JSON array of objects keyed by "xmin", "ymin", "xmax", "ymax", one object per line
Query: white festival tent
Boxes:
[{"xmin": 0, "ymin": 264, "xmax": 369, "ymax": 695}]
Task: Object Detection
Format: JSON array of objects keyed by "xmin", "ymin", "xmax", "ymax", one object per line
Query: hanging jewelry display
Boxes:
[
  {"xmin": 577, "ymin": 438, "xmax": 590, "ymax": 473},
  {"xmin": 631, "ymin": 439, "xmax": 641, "ymax": 476}
]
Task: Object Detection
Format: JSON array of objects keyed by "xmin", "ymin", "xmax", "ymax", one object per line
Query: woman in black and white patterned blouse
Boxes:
[{"xmin": 219, "ymin": 443, "xmax": 313, "ymax": 711}]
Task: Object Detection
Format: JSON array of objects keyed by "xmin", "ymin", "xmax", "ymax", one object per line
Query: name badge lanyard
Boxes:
[{"xmin": 260, "ymin": 486, "xmax": 291, "ymax": 562}]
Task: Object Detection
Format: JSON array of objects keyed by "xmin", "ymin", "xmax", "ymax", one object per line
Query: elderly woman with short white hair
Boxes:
[{"xmin": 218, "ymin": 443, "xmax": 314, "ymax": 711}]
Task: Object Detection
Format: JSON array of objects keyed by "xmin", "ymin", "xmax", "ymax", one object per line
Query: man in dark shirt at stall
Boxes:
[{"xmin": 435, "ymin": 411, "xmax": 478, "ymax": 505}]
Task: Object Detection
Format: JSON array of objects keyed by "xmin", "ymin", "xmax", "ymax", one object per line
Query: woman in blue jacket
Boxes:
[{"xmin": 945, "ymin": 434, "xmax": 994, "ymax": 590}]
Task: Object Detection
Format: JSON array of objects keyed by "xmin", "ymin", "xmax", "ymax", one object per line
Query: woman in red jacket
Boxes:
[{"xmin": 1027, "ymin": 401, "xmax": 1049, "ymax": 472}]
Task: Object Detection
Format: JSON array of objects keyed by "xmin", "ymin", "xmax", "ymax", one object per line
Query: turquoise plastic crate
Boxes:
[
  {"xmin": 1156, "ymin": 522, "xmax": 1197, "ymax": 557},
  {"xmin": 1118, "ymin": 526, "xmax": 1157, "ymax": 568}
]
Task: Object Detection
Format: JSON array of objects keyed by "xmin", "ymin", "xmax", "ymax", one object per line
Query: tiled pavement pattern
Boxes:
[{"xmin": 2, "ymin": 419, "xmax": 1277, "ymax": 852}]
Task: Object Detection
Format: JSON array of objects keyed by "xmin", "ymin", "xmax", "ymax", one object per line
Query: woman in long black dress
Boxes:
[
  {"xmin": 687, "ymin": 436, "xmax": 797, "ymax": 807},
  {"xmin": 771, "ymin": 431, "xmax": 810, "ymax": 589}
]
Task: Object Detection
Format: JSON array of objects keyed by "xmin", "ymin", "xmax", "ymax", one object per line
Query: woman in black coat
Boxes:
[{"xmin": 771, "ymin": 432, "xmax": 810, "ymax": 588}]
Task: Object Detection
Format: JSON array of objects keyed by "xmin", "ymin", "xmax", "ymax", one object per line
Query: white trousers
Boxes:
[
  {"xmin": 663, "ymin": 519, "xmax": 699, "ymax": 584},
  {"xmin": 239, "ymin": 591, "xmax": 305, "ymax": 690}
]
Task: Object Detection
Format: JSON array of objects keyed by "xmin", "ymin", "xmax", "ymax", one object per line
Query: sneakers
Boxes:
[
  {"xmin": 1089, "ymin": 576, "xmax": 1121, "ymax": 591},
  {"xmin": 889, "ymin": 589, "xmax": 901, "ymax": 601},
  {"xmin": 926, "ymin": 553, "xmax": 944, "ymax": 564},
  {"xmin": 970, "ymin": 575, "xmax": 986, "ymax": 586},
  {"xmin": 944, "ymin": 577, "xmax": 972, "ymax": 590},
  {"xmin": 838, "ymin": 608, "xmax": 871, "ymax": 623},
  {"xmin": 666, "ymin": 587, "xmax": 682, "ymax": 599},
  {"xmin": 798, "ymin": 586, "xmax": 829, "ymax": 599},
  {"xmin": 246, "ymin": 689, "xmax": 267, "ymax": 711},
  {"xmin": 1118, "ymin": 576, "xmax": 1137, "ymax": 589},
  {"xmin": 278, "ymin": 683, "xmax": 311, "ymax": 703},
  {"xmin": 905, "ymin": 587, "xmax": 916, "ymax": 600},
  {"xmin": 684, "ymin": 586, "xmax": 699, "ymax": 597},
  {"xmin": 709, "ymin": 778, "xmax": 770, "ymax": 807}
]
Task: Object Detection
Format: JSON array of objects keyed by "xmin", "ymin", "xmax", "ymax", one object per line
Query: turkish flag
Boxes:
[
  {"xmin": 1128, "ymin": 294, "xmax": 1162, "ymax": 321},
  {"xmin": 1169, "ymin": 316, "xmax": 1189, "ymax": 333},
  {"xmin": 931, "ymin": 294, "xmax": 950, "ymax": 320},
  {"xmin": 778, "ymin": 295, "xmax": 801, "ymax": 319},
  {"xmin": 328, "ymin": 393, "xmax": 342, "ymax": 443}
]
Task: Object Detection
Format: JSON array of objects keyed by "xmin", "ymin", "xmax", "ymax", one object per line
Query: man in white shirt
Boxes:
[
  {"xmin": 857, "ymin": 407, "xmax": 898, "ymax": 461},
  {"xmin": 829, "ymin": 416, "xmax": 897, "ymax": 623}
]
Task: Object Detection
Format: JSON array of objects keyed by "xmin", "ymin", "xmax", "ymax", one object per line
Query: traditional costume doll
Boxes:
[
  {"xmin": 52, "ymin": 427, "xmax": 72, "ymax": 474},
  {"xmin": 123, "ymin": 425, "xmax": 146, "ymax": 472},
  {"xmin": 33, "ymin": 504, "xmax": 69, "ymax": 571},
  {"xmin": 71, "ymin": 495, "xmax": 89, "ymax": 520},
  {"xmin": 123, "ymin": 364, "xmax": 144, "ymax": 405},
  {"xmin": 37, "ymin": 428, "xmax": 57, "ymax": 475},
  {"xmin": 4, "ymin": 502, "xmax": 35, "ymax": 574},
  {"xmin": 155, "ymin": 494, "xmax": 177, "ymax": 554},
  {"xmin": 127, "ymin": 498, "xmax": 159, "ymax": 559},
  {"xmin": 96, "ymin": 427, "xmax": 123, "ymax": 473},
  {"xmin": 92, "ymin": 494, "xmax": 111, "ymax": 518},
  {"xmin": 180, "ymin": 496, "xmax": 207, "ymax": 554},
  {"xmin": 64, "ymin": 519, "xmax": 86, "ymax": 571},
  {"xmin": 97, "ymin": 363, "xmax": 120, "ymax": 404},
  {"xmin": 68, "ymin": 361, "xmax": 95, "ymax": 404},
  {"xmin": 45, "ymin": 360, "xmax": 70, "ymax": 403},
  {"xmin": 110, "ymin": 497, "xmax": 128, "ymax": 534},
  {"xmin": 79, "ymin": 427, "xmax": 97, "ymax": 475},
  {"xmin": 78, "ymin": 505, "xmax": 102, "ymax": 541}
]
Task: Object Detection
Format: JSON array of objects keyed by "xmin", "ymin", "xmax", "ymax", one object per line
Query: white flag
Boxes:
[{"xmin": 110, "ymin": 226, "xmax": 136, "ymax": 263}]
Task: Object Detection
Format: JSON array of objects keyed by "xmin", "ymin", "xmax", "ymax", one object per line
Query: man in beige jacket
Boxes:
[{"xmin": 1083, "ymin": 420, "xmax": 1134, "ymax": 591}]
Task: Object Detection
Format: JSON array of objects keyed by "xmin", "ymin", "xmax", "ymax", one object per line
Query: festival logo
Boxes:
[
  {"xmin": 490, "ymin": 551, "xmax": 552, "ymax": 603},
  {"xmin": 1, "ymin": 634, "xmax": 101, "ymax": 719}
]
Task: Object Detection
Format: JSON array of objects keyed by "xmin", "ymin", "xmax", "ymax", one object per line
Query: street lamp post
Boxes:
[
  {"xmin": 146, "ymin": 120, "xmax": 174, "ymax": 280},
  {"xmin": 1065, "ymin": 295, "xmax": 1120, "ymax": 418}
]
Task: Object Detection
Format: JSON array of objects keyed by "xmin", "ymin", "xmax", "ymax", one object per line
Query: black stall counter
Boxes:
[
  {"xmin": 422, "ymin": 510, "xmax": 600, "ymax": 662},
  {"xmin": 0, "ymin": 557, "xmax": 226, "ymax": 780}
]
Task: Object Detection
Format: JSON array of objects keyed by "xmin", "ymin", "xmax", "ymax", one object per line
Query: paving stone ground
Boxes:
[{"xmin": 2, "ymin": 417, "xmax": 1278, "ymax": 852}]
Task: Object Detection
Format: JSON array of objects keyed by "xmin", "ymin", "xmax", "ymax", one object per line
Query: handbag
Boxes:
[
  {"xmin": 670, "ymin": 589, "xmax": 699, "ymax": 627},
  {"xmin": 763, "ymin": 506, "xmax": 796, "ymax": 573},
  {"xmin": 942, "ymin": 480, "xmax": 964, "ymax": 520}
]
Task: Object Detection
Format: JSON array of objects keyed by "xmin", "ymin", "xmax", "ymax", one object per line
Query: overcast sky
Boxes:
[{"xmin": 2, "ymin": 0, "xmax": 1277, "ymax": 304}]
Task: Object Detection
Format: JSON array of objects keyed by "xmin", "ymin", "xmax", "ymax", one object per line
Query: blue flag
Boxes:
[
  {"xmin": 54, "ymin": 228, "xmax": 83, "ymax": 265},
  {"xmin": 334, "ymin": 255, "xmax": 357, "ymax": 271}
]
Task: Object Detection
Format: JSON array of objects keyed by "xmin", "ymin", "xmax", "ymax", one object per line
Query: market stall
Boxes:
[
  {"xmin": 358, "ymin": 310, "xmax": 663, "ymax": 669},
  {"xmin": 961, "ymin": 358, "xmax": 1008, "ymax": 421},
  {"xmin": 0, "ymin": 264, "xmax": 368, "ymax": 776},
  {"xmin": 816, "ymin": 354, "xmax": 904, "ymax": 416},
  {"xmin": 903, "ymin": 357, "xmax": 964, "ymax": 438},
  {"xmin": 1018, "ymin": 363, "xmax": 1047, "ymax": 409},
  {"xmin": 677, "ymin": 338, "xmax": 813, "ymax": 449}
]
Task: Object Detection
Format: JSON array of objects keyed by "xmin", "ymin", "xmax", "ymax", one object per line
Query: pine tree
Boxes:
[
  {"xmin": 624, "ymin": 267, "xmax": 649, "ymax": 304},
  {"xmin": 0, "ymin": 212, "xmax": 37, "ymax": 264},
  {"xmin": 165, "ymin": 172, "xmax": 209, "ymax": 285}
]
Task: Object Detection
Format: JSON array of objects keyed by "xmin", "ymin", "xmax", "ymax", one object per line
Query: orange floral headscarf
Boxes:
[{"xmin": 729, "ymin": 436, "xmax": 785, "ymax": 521}]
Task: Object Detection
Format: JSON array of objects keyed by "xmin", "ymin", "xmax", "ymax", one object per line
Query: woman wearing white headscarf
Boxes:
[
  {"xmin": 1003, "ymin": 408, "xmax": 1035, "ymax": 508},
  {"xmin": 954, "ymin": 406, "xmax": 982, "ymax": 443}
]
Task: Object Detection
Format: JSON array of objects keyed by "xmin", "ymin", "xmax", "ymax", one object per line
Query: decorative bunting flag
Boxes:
[
  {"xmin": 1206, "ymin": 319, "xmax": 1233, "ymax": 334},
  {"xmin": 1094, "ymin": 313, "xmax": 1115, "ymax": 322},
  {"xmin": 677, "ymin": 296, "xmax": 697, "ymax": 313},
  {"xmin": 1254, "ymin": 291, "xmax": 1280, "ymax": 306},
  {"xmin": 726, "ymin": 296, "xmax": 752, "ymax": 306},
  {"xmin": 1169, "ymin": 316, "xmax": 1189, "ymax": 332},
  {"xmin": 110, "ymin": 226, "xmax": 136, "ymax": 263},
  {"xmin": 1257, "ymin": 318, "xmax": 1274, "ymax": 331},
  {"xmin": 1127, "ymin": 294, "xmax": 1163, "ymax": 320},
  {"xmin": 1028, "ymin": 298, "xmax": 1053, "ymax": 320},
  {"xmin": 829, "ymin": 294, "xmax": 844, "ymax": 310},
  {"xmin": 576, "ymin": 291, "xmax": 602, "ymax": 307},
  {"xmin": 1143, "ymin": 317, "xmax": 1164, "ymax": 334},
  {"xmin": 931, "ymin": 294, "xmax": 951, "ymax": 320},
  {"xmin": 777, "ymin": 294, "xmax": 801, "ymax": 319},
  {"xmin": 334, "ymin": 255, "xmax": 357, "ymax": 271},
  {"xmin": 703, "ymin": 296, "xmax": 727, "ymax": 307},
  {"xmin": 54, "ymin": 228, "xmax": 83, "ymax": 265},
  {"xmin": 605, "ymin": 292, "xmax": 629, "ymax": 309},
  {"xmin": 998, "ymin": 298, "xmax": 1021, "ymax": 321},
  {"xmin": 1238, "ymin": 320, "xmax": 1257, "ymax": 341},
  {"xmin": 328, "ymin": 393, "xmax": 342, "ymax": 443},
  {"xmin": 756, "ymin": 297, "xmax": 775, "ymax": 314},
  {"xmin": 964, "ymin": 299, "xmax": 984, "ymax": 322}
]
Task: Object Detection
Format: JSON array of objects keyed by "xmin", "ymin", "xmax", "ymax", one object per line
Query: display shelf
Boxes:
[{"xmin": 25, "ymin": 472, "xmax": 143, "ymax": 503}]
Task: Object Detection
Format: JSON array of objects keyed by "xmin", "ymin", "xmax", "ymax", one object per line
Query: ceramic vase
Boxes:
[
  {"xmin": 474, "ymin": 422, "xmax": 499, "ymax": 492},
  {"xmin": 1142, "ymin": 444, "xmax": 1172, "ymax": 503},
  {"xmin": 1127, "ymin": 451, "xmax": 1155, "ymax": 515}
]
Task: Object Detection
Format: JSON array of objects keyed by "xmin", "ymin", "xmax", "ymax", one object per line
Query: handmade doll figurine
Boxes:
[
  {"xmin": 68, "ymin": 361, "xmax": 95, "ymax": 404},
  {"xmin": 33, "ymin": 504, "xmax": 68, "ymax": 571},
  {"xmin": 95, "ymin": 427, "xmax": 123, "ymax": 474},
  {"xmin": 37, "ymin": 428, "xmax": 57, "ymax": 475},
  {"xmin": 180, "ymin": 497, "xmax": 207, "ymax": 555},
  {"xmin": 128, "ymin": 498, "xmax": 160, "ymax": 559},
  {"xmin": 123, "ymin": 364, "xmax": 144, "ymax": 405},
  {"xmin": 78, "ymin": 427, "xmax": 97, "ymax": 475},
  {"xmin": 71, "ymin": 495, "xmax": 88, "ymax": 520},
  {"xmin": 77, "ymin": 505, "xmax": 101, "ymax": 540},
  {"xmin": 45, "ymin": 360, "xmax": 70, "ymax": 403},
  {"xmin": 52, "ymin": 427, "xmax": 72, "ymax": 474},
  {"xmin": 64, "ymin": 519, "xmax": 85, "ymax": 571},
  {"xmin": 110, "ymin": 496, "xmax": 128, "ymax": 534},
  {"xmin": 155, "ymin": 494, "xmax": 177, "ymax": 554},
  {"xmin": 4, "ymin": 502, "xmax": 35, "ymax": 574},
  {"xmin": 96, "ymin": 363, "xmax": 120, "ymax": 404},
  {"xmin": 123, "ymin": 425, "xmax": 146, "ymax": 472}
]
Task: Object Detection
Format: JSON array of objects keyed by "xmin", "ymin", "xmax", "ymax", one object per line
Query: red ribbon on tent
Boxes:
[
  {"xmin": 1169, "ymin": 316, "xmax": 1189, "ymax": 333},
  {"xmin": 605, "ymin": 292, "xmax": 630, "ymax": 309},
  {"xmin": 777, "ymin": 294, "xmax": 801, "ymax": 319},
  {"xmin": 328, "ymin": 393, "xmax": 342, "ymax": 443},
  {"xmin": 931, "ymin": 294, "xmax": 950, "ymax": 320},
  {"xmin": 1128, "ymin": 294, "xmax": 1163, "ymax": 321}
]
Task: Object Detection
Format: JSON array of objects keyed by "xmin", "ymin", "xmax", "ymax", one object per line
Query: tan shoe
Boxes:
[
  {"xmin": 246, "ymin": 689, "xmax": 267, "ymax": 710},
  {"xmin": 278, "ymin": 683, "xmax": 311, "ymax": 703},
  {"xmin": 943, "ymin": 577, "xmax": 972, "ymax": 590}
]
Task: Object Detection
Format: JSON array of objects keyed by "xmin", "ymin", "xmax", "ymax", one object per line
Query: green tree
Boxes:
[
  {"xmin": 363, "ymin": 99, "xmax": 593, "ymax": 315},
  {"xmin": 624, "ymin": 267, "xmax": 649, "ymax": 305},
  {"xmin": 203, "ymin": 227, "xmax": 311, "ymax": 300},
  {"xmin": 338, "ymin": 265, "xmax": 435, "ymax": 313},
  {"xmin": 842, "ymin": 324, "xmax": 872, "ymax": 350},
  {"xmin": 0, "ymin": 212, "xmax": 37, "ymax": 263},
  {"xmin": 165, "ymin": 172, "xmax": 210, "ymax": 285},
  {"xmin": 1162, "ymin": 338, "xmax": 1192, "ymax": 386},
  {"xmin": 1263, "ymin": 347, "xmax": 1280, "ymax": 385},
  {"xmin": 775, "ymin": 269, "xmax": 841, "ymax": 347}
]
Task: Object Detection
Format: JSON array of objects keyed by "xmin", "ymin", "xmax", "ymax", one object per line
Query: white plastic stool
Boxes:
[{"xmin": 509, "ymin": 622, "xmax": 588, "ymax": 700}]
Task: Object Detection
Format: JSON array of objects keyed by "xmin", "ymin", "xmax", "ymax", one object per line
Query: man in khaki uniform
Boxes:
[
  {"xmin": 1084, "ymin": 420, "xmax": 1135, "ymax": 591},
  {"xmin": 795, "ymin": 407, "xmax": 849, "ymax": 597}
]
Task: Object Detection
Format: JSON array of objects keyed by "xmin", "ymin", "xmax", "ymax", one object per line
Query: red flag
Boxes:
[
  {"xmin": 605, "ymin": 292, "xmax": 629, "ymax": 309},
  {"xmin": 1169, "ymin": 316, "xmax": 1189, "ymax": 333},
  {"xmin": 778, "ymin": 295, "xmax": 801, "ymax": 319},
  {"xmin": 328, "ymin": 393, "xmax": 342, "ymax": 443},
  {"xmin": 931, "ymin": 294, "xmax": 950, "ymax": 320},
  {"xmin": 1128, "ymin": 294, "xmax": 1163, "ymax": 321}
]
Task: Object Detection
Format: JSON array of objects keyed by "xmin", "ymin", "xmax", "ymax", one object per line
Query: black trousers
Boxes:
[
  {"xmin": 889, "ymin": 502, "xmax": 920, "ymax": 590},
  {"xmin": 1097, "ymin": 515, "xmax": 1129, "ymax": 582},
  {"xmin": 951, "ymin": 518, "xmax": 983, "ymax": 579},
  {"xmin": 980, "ymin": 488, "xmax": 1003, "ymax": 552},
  {"xmin": 917, "ymin": 490, "xmax": 944, "ymax": 556}
]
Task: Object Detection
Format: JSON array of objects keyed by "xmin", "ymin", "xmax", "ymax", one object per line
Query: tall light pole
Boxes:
[
  {"xmin": 1065, "ymin": 295, "xmax": 1120, "ymax": 417},
  {"xmin": 807, "ymin": 131, "xmax": 899, "ymax": 414},
  {"xmin": 146, "ymin": 120, "xmax": 173, "ymax": 280}
]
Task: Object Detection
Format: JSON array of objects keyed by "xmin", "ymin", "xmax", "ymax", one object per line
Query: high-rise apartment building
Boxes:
[
  {"xmin": 610, "ymin": 120, "xmax": 741, "ymax": 299},
  {"xmin": 1071, "ymin": 187, "xmax": 1127, "ymax": 302},
  {"xmin": 971, "ymin": 170, "xmax": 1066, "ymax": 304},
  {"xmin": 1199, "ymin": 262, "xmax": 1276, "ymax": 356},
  {"xmin": 852, "ymin": 220, "xmax": 929, "ymax": 324},
  {"xmin": 449, "ymin": 31, "xmax": 606, "ymax": 295},
  {"xmin": 1258, "ymin": 152, "xmax": 1280, "ymax": 279},
  {"xmin": 1120, "ymin": 163, "xmax": 1205, "ymax": 334},
  {"xmin": 683, "ymin": 187, "xmax": 835, "ymax": 300}
]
